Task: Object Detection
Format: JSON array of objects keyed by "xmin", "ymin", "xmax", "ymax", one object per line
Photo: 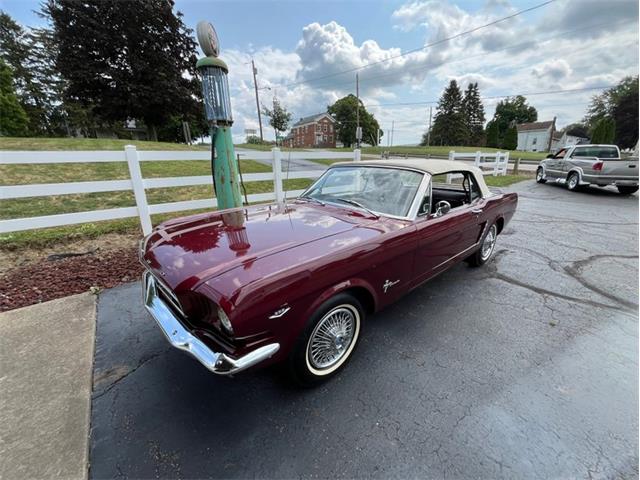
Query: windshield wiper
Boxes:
[
  {"xmin": 333, "ymin": 198, "xmax": 379, "ymax": 218},
  {"xmin": 298, "ymin": 195, "xmax": 325, "ymax": 206}
]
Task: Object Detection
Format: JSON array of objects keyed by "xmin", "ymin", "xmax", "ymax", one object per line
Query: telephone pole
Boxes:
[
  {"xmin": 251, "ymin": 59, "xmax": 264, "ymax": 141},
  {"xmin": 426, "ymin": 106, "xmax": 432, "ymax": 147},
  {"xmin": 390, "ymin": 120, "xmax": 395, "ymax": 148},
  {"xmin": 355, "ymin": 73, "xmax": 361, "ymax": 148}
]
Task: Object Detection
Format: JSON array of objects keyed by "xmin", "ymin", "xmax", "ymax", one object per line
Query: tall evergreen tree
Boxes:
[
  {"xmin": 485, "ymin": 120, "xmax": 499, "ymax": 148},
  {"xmin": 503, "ymin": 125, "xmax": 518, "ymax": 150},
  {"xmin": 490, "ymin": 95, "xmax": 537, "ymax": 147},
  {"xmin": 0, "ymin": 59, "xmax": 29, "ymax": 136},
  {"xmin": 0, "ymin": 11, "xmax": 58, "ymax": 135},
  {"xmin": 43, "ymin": 0, "xmax": 202, "ymax": 140},
  {"xmin": 430, "ymin": 80, "xmax": 468, "ymax": 146},
  {"xmin": 462, "ymin": 82, "xmax": 485, "ymax": 146}
]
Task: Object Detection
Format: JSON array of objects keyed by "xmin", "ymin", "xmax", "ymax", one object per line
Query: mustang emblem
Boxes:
[{"xmin": 383, "ymin": 279, "xmax": 400, "ymax": 293}]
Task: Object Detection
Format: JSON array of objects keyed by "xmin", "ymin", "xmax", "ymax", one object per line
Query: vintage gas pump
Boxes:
[{"xmin": 196, "ymin": 21, "xmax": 242, "ymax": 211}]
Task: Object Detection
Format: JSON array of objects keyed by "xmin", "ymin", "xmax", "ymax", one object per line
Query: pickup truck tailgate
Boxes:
[{"xmin": 602, "ymin": 157, "xmax": 638, "ymax": 178}]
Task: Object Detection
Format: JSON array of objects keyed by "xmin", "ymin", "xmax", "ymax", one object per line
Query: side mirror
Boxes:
[
  {"xmin": 546, "ymin": 153, "xmax": 554, "ymax": 158},
  {"xmin": 434, "ymin": 200, "xmax": 451, "ymax": 217}
]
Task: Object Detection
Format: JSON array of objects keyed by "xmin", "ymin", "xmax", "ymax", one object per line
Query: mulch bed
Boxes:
[{"xmin": 0, "ymin": 247, "xmax": 144, "ymax": 312}]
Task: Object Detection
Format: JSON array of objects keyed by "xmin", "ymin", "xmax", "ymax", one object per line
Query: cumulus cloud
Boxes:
[
  {"xmin": 532, "ymin": 59, "xmax": 572, "ymax": 81},
  {"xmin": 217, "ymin": 0, "xmax": 637, "ymax": 145}
]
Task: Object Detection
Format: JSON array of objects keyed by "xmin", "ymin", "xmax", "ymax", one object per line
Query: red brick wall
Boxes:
[{"xmin": 291, "ymin": 116, "xmax": 336, "ymax": 148}]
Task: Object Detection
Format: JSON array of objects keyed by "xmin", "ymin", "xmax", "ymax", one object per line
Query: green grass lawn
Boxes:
[
  {"xmin": 0, "ymin": 137, "xmax": 530, "ymax": 251},
  {"xmin": 1, "ymin": 137, "xmax": 317, "ymax": 250}
]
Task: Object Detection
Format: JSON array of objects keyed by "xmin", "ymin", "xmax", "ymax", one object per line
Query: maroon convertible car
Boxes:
[{"xmin": 140, "ymin": 159, "xmax": 518, "ymax": 385}]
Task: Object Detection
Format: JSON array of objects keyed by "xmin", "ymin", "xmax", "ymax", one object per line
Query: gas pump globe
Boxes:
[{"xmin": 196, "ymin": 21, "xmax": 242, "ymax": 210}]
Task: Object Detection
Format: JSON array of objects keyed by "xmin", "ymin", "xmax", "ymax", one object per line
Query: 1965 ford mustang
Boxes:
[{"xmin": 140, "ymin": 159, "xmax": 518, "ymax": 385}]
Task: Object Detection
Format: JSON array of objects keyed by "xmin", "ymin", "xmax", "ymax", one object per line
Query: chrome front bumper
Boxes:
[{"xmin": 142, "ymin": 271, "xmax": 280, "ymax": 375}]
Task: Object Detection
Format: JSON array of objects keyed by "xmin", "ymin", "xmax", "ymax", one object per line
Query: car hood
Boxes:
[{"xmin": 141, "ymin": 202, "xmax": 375, "ymax": 291}]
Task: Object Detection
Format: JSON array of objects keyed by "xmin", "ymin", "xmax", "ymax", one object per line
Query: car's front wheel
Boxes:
[
  {"xmin": 467, "ymin": 223, "xmax": 498, "ymax": 267},
  {"xmin": 288, "ymin": 293, "xmax": 364, "ymax": 386},
  {"xmin": 536, "ymin": 167, "xmax": 546, "ymax": 183},
  {"xmin": 617, "ymin": 185, "xmax": 639, "ymax": 195}
]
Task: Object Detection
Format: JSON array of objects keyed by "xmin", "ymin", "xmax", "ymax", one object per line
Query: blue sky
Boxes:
[{"xmin": 2, "ymin": 0, "xmax": 638, "ymax": 145}]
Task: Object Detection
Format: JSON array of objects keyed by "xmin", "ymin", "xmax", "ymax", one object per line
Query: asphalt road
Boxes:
[{"xmin": 90, "ymin": 181, "xmax": 638, "ymax": 479}]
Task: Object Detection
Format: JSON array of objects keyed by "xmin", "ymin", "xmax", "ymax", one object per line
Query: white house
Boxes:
[
  {"xmin": 516, "ymin": 119, "xmax": 556, "ymax": 152},
  {"xmin": 550, "ymin": 131, "xmax": 589, "ymax": 152}
]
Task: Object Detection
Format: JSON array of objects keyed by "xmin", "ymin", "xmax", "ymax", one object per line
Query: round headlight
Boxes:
[{"xmin": 217, "ymin": 307, "xmax": 234, "ymax": 335}]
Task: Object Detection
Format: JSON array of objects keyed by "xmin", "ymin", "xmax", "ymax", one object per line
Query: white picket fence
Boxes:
[
  {"xmin": 448, "ymin": 150, "xmax": 509, "ymax": 176},
  {"xmin": 0, "ymin": 147, "xmax": 356, "ymax": 236}
]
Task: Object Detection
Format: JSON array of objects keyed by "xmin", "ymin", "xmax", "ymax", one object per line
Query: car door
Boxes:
[
  {"xmin": 411, "ymin": 173, "xmax": 484, "ymax": 288},
  {"xmin": 545, "ymin": 148, "xmax": 568, "ymax": 179}
]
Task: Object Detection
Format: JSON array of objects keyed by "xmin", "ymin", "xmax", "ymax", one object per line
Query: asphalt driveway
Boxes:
[{"xmin": 90, "ymin": 181, "xmax": 638, "ymax": 479}]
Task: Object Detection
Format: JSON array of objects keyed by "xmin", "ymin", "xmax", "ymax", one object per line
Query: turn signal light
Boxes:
[{"xmin": 593, "ymin": 161, "xmax": 604, "ymax": 171}]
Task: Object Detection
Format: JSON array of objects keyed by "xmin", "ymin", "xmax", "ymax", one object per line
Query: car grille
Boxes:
[{"xmin": 149, "ymin": 271, "xmax": 186, "ymax": 319}]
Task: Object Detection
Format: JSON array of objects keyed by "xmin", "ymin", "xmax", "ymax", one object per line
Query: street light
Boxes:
[{"xmin": 196, "ymin": 21, "xmax": 242, "ymax": 211}]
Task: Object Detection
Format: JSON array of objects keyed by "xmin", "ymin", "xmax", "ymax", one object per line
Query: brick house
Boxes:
[{"xmin": 284, "ymin": 113, "xmax": 337, "ymax": 148}]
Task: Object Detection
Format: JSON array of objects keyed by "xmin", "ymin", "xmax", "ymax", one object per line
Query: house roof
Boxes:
[
  {"xmin": 292, "ymin": 113, "xmax": 334, "ymax": 127},
  {"xmin": 517, "ymin": 121, "xmax": 554, "ymax": 132}
]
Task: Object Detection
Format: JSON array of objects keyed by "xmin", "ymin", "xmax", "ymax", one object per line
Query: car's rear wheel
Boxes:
[
  {"xmin": 536, "ymin": 167, "xmax": 546, "ymax": 183},
  {"xmin": 567, "ymin": 172, "xmax": 580, "ymax": 191},
  {"xmin": 467, "ymin": 223, "xmax": 498, "ymax": 267},
  {"xmin": 288, "ymin": 293, "xmax": 364, "ymax": 386},
  {"xmin": 617, "ymin": 185, "xmax": 639, "ymax": 195}
]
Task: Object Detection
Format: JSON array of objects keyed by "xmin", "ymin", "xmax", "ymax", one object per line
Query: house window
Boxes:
[
  {"xmin": 316, "ymin": 124, "xmax": 321, "ymax": 132},
  {"xmin": 323, "ymin": 124, "xmax": 327, "ymax": 132},
  {"xmin": 329, "ymin": 125, "xmax": 333, "ymax": 132},
  {"xmin": 323, "ymin": 135, "xmax": 327, "ymax": 142},
  {"xmin": 329, "ymin": 135, "xmax": 332, "ymax": 142},
  {"xmin": 532, "ymin": 137, "xmax": 537, "ymax": 145}
]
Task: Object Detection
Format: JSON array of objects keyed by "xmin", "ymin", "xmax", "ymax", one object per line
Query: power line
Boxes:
[
  {"xmin": 292, "ymin": 19, "xmax": 636, "ymax": 93},
  {"xmin": 364, "ymin": 85, "xmax": 617, "ymax": 108},
  {"xmin": 258, "ymin": 0, "xmax": 557, "ymax": 91}
]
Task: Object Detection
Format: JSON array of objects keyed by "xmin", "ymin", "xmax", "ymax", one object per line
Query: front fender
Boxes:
[{"xmin": 301, "ymin": 277, "xmax": 379, "ymax": 324}]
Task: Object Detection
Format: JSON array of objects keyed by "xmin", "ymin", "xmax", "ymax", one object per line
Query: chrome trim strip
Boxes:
[
  {"xmin": 143, "ymin": 271, "xmax": 280, "ymax": 375},
  {"xmin": 432, "ymin": 242, "xmax": 479, "ymax": 271}
]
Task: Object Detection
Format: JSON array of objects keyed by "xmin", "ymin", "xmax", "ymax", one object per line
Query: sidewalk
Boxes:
[{"xmin": 0, "ymin": 293, "xmax": 96, "ymax": 480}]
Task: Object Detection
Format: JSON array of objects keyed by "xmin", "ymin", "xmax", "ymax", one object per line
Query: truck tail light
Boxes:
[{"xmin": 593, "ymin": 161, "xmax": 604, "ymax": 171}]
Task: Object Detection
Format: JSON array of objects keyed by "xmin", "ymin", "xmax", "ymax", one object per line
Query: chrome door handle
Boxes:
[{"xmin": 471, "ymin": 208, "xmax": 483, "ymax": 214}]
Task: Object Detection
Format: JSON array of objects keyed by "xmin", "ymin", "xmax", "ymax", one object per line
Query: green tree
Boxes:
[
  {"xmin": 328, "ymin": 94, "xmax": 381, "ymax": 147},
  {"xmin": 591, "ymin": 117, "xmax": 616, "ymax": 144},
  {"xmin": 563, "ymin": 122, "xmax": 589, "ymax": 139},
  {"xmin": 263, "ymin": 97, "xmax": 292, "ymax": 146},
  {"xmin": 0, "ymin": 60, "xmax": 29, "ymax": 135},
  {"xmin": 430, "ymin": 80, "xmax": 468, "ymax": 146},
  {"xmin": 485, "ymin": 120, "xmax": 499, "ymax": 148},
  {"xmin": 585, "ymin": 76, "xmax": 638, "ymax": 148},
  {"xmin": 0, "ymin": 11, "xmax": 60, "ymax": 135},
  {"xmin": 43, "ymin": 0, "xmax": 201, "ymax": 141},
  {"xmin": 490, "ymin": 95, "xmax": 537, "ymax": 147},
  {"xmin": 462, "ymin": 82, "xmax": 485, "ymax": 146},
  {"xmin": 503, "ymin": 125, "xmax": 517, "ymax": 150}
]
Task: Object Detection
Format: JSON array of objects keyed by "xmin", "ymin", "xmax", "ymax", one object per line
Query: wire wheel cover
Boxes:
[
  {"xmin": 481, "ymin": 225, "xmax": 497, "ymax": 260},
  {"xmin": 307, "ymin": 306, "xmax": 357, "ymax": 370}
]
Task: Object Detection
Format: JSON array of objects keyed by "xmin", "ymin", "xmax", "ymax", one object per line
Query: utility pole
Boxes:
[
  {"xmin": 426, "ymin": 106, "xmax": 432, "ymax": 147},
  {"xmin": 355, "ymin": 73, "xmax": 361, "ymax": 148},
  {"xmin": 251, "ymin": 59, "xmax": 264, "ymax": 141},
  {"xmin": 390, "ymin": 120, "xmax": 395, "ymax": 148}
]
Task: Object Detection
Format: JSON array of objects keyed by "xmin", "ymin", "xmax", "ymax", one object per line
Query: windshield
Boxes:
[{"xmin": 302, "ymin": 166, "xmax": 424, "ymax": 217}]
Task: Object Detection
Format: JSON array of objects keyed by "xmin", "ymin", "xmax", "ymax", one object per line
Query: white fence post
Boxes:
[
  {"xmin": 125, "ymin": 145, "xmax": 152, "ymax": 235},
  {"xmin": 502, "ymin": 151, "xmax": 510, "ymax": 175},
  {"xmin": 475, "ymin": 151, "xmax": 481, "ymax": 167},
  {"xmin": 448, "ymin": 150, "xmax": 454, "ymax": 162},
  {"xmin": 354, "ymin": 148, "xmax": 361, "ymax": 162},
  {"xmin": 272, "ymin": 147, "xmax": 284, "ymax": 204}
]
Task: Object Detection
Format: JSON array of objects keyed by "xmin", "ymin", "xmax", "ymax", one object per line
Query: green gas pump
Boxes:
[{"xmin": 196, "ymin": 21, "xmax": 242, "ymax": 211}]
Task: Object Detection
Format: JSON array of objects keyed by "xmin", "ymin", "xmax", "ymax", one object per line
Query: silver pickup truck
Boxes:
[{"xmin": 536, "ymin": 144, "xmax": 638, "ymax": 195}]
